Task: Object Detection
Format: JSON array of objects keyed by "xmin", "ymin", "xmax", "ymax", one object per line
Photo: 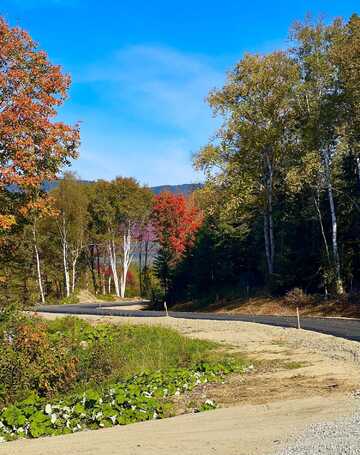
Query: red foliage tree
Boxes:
[
  {"xmin": 0, "ymin": 17, "xmax": 80, "ymax": 230},
  {"xmin": 152, "ymin": 192, "xmax": 203, "ymax": 263}
]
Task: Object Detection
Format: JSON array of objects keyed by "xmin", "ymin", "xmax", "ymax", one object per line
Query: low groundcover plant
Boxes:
[{"xmin": 0, "ymin": 360, "xmax": 251, "ymax": 442}]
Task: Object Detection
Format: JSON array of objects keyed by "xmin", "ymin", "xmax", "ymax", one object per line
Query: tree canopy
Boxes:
[{"xmin": 0, "ymin": 17, "xmax": 79, "ymax": 233}]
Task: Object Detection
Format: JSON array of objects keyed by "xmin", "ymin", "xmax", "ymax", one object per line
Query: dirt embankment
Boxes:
[
  {"xmin": 172, "ymin": 295, "xmax": 360, "ymax": 318},
  {"xmin": 3, "ymin": 314, "xmax": 360, "ymax": 455},
  {"xmin": 77, "ymin": 290, "xmax": 145, "ymax": 304}
]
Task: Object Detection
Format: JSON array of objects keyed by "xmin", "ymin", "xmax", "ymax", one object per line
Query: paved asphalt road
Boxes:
[{"xmin": 32, "ymin": 301, "xmax": 360, "ymax": 342}]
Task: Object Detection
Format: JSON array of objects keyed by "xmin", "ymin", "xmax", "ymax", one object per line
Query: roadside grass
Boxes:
[
  {"xmin": 0, "ymin": 314, "xmax": 251, "ymax": 442},
  {"xmin": 46, "ymin": 316, "xmax": 219, "ymax": 379},
  {"xmin": 0, "ymin": 314, "xmax": 229, "ymax": 405}
]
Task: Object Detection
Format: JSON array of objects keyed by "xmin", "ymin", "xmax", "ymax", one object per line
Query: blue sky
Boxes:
[{"xmin": 1, "ymin": 1, "xmax": 358, "ymax": 186}]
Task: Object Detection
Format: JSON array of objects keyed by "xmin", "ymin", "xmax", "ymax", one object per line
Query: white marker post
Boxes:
[
  {"xmin": 164, "ymin": 301, "xmax": 169, "ymax": 317},
  {"xmin": 296, "ymin": 307, "xmax": 301, "ymax": 329}
]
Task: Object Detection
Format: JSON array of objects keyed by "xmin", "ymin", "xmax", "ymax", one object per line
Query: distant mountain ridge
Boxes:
[
  {"xmin": 8, "ymin": 181, "xmax": 202, "ymax": 195},
  {"xmin": 150, "ymin": 183, "xmax": 202, "ymax": 195}
]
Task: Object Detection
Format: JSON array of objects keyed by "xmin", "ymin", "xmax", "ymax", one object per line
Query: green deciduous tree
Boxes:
[
  {"xmin": 88, "ymin": 178, "xmax": 153, "ymax": 298},
  {"xmin": 195, "ymin": 51, "xmax": 300, "ymax": 279},
  {"xmin": 51, "ymin": 173, "xmax": 89, "ymax": 297}
]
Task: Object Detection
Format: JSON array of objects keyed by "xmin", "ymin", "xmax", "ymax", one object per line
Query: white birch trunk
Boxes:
[
  {"xmin": 314, "ymin": 189, "xmax": 330, "ymax": 263},
  {"xmin": 108, "ymin": 238, "xmax": 120, "ymax": 297},
  {"xmin": 356, "ymin": 157, "xmax": 360, "ymax": 190},
  {"xmin": 61, "ymin": 215, "xmax": 70, "ymax": 298},
  {"xmin": 33, "ymin": 222, "xmax": 45, "ymax": 304},
  {"xmin": 71, "ymin": 256, "xmax": 77, "ymax": 294},
  {"xmin": 323, "ymin": 149, "xmax": 343, "ymax": 294},
  {"xmin": 70, "ymin": 242, "xmax": 82, "ymax": 294},
  {"xmin": 120, "ymin": 223, "xmax": 134, "ymax": 298},
  {"xmin": 138, "ymin": 246, "xmax": 143, "ymax": 296},
  {"xmin": 63, "ymin": 241, "xmax": 70, "ymax": 297}
]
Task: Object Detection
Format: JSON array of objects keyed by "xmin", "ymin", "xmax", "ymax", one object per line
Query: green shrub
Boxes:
[
  {"xmin": 0, "ymin": 317, "xmax": 79, "ymax": 405},
  {"xmin": 284, "ymin": 288, "xmax": 314, "ymax": 307},
  {"xmin": 0, "ymin": 315, "xmax": 228, "ymax": 406}
]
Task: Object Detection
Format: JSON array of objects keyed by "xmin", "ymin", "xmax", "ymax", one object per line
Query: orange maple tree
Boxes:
[{"xmin": 0, "ymin": 17, "xmax": 80, "ymax": 230}]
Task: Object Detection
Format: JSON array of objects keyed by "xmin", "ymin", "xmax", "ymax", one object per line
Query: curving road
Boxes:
[{"xmin": 32, "ymin": 301, "xmax": 360, "ymax": 342}]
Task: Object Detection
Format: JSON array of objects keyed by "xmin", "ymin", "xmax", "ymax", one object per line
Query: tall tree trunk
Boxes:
[
  {"xmin": 323, "ymin": 149, "xmax": 344, "ymax": 294},
  {"xmin": 138, "ymin": 244, "xmax": 143, "ymax": 297},
  {"xmin": 268, "ymin": 197, "xmax": 275, "ymax": 274},
  {"xmin": 71, "ymin": 256, "xmax": 77, "ymax": 294},
  {"xmin": 143, "ymin": 240, "xmax": 150, "ymax": 296},
  {"xmin": 88, "ymin": 245, "xmax": 98, "ymax": 294},
  {"xmin": 264, "ymin": 150, "xmax": 275, "ymax": 275},
  {"xmin": 263, "ymin": 213, "xmax": 272, "ymax": 275},
  {"xmin": 314, "ymin": 188, "xmax": 330, "ymax": 263},
  {"xmin": 63, "ymin": 241, "xmax": 70, "ymax": 297},
  {"xmin": 144, "ymin": 240, "xmax": 149, "ymax": 269},
  {"xmin": 61, "ymin": 215, "xmax": 70, "ymax": 298},
  {"xmin": 96, "ymin": 244, "xmax": 101, "ymax": 292},
  {"xmin": 120, "ymin": 223, "xmax": 133, "ymax": 299},
  {"xmin": 356, "ymin": 156, "xmax": 360, "ymax": 191},
  {"xmin": 70, "ymin": 244, "xmax": 82, "ymax": 294},
  {"xmin": 32, "ymin": 221, "xmax": 45, "ymax": 304},
  {"xmin": 108, "ymin": 238, "xmax": 120, "ymax": 297}
]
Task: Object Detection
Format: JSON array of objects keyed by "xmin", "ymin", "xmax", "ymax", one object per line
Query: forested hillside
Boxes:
[{"xmin": 0, "ymin": 14, "xmax": 359, "ymax": 310}]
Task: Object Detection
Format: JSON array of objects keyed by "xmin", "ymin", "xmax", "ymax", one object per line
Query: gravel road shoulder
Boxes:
[{"xmin": 272, "ymin": 409, "xmax": 360, "ymax": 455}]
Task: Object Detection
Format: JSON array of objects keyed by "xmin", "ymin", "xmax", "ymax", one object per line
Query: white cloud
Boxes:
[{"xmin": 76, "ymin": 44, "xmax": 225, "ymax": 141}]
